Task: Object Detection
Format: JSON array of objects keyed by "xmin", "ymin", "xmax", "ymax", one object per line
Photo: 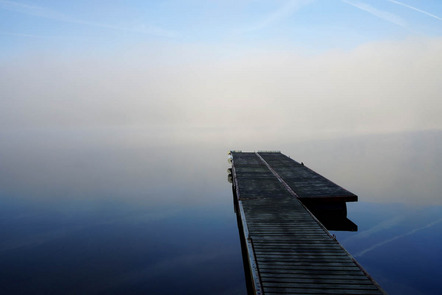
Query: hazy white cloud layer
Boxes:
[{"xmin": 1, "ymin": 37, "xmax": 442, "ymax": 142}]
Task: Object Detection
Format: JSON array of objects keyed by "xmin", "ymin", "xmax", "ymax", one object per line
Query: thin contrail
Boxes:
[
  {"xmin": 238, "ymin": 0, "xmax": 312, "ymax": 34},
  {"xmin": 387, "ymin": 0, "xmax": 442, "ymax": 21},
  {"xmin": 342, "ymin": 0, "xmax": 406, "ymax": 27},
  {"xmin": 354, "ymin": 218, "xmax": 442, "ymax": 257},
  {"xmin": 0, "ymin": 0, "xmax": 177, "ymax": 37}
]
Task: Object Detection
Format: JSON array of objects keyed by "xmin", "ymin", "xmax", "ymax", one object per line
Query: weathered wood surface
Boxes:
[
  {"xmin": 231, "ymin": 151, "xmax": 385, "ymax": 295},
  {"xmin": 258, "ymin": 152, "xmax": 357, "ymax": 202}
]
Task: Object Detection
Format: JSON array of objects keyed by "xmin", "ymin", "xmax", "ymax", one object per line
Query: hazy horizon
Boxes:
[{"xmin": 2, "ymin": 0, "xmax": 442, "ymax": 143}]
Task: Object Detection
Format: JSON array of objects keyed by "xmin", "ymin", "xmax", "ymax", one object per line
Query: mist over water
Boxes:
[
  {"xmin": 0, "ymin": 127, "xmax": 441, "ymax": 294},
  {"xmin": 0, "ymin": 127, "xmax": 247, "ymax": 294}
]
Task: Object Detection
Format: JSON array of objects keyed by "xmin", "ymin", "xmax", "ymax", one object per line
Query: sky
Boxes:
[{"xmin": 1, "ymin": 0, "xmax": 442, "ymax": 143}]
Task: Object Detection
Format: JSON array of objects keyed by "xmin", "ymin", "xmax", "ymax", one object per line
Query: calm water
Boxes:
[{"xmin": 1, "ymin": 128, "xmax": 441, "ymax": 294}]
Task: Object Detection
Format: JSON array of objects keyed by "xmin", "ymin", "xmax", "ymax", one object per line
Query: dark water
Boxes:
[
  {"xmin": 1, "ymin": 128, "xmax": 441, "ymax": 294},
  {"xmin": 334, "ymin": 202, "xmax": 442, "ymax": 295}
]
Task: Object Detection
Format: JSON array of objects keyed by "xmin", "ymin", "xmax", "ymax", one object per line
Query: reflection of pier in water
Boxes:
[{"xmin": 229, "ymin": 151, "xmax": 385, "ymax": 295}]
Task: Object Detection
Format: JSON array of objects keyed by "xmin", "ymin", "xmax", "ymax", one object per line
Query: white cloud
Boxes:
[{"xmin": 1, "ymin": 37, "xmax": 442, "ymax": 140}]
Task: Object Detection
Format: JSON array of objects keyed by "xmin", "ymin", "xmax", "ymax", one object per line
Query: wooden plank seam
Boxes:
[{"xmin": 255, "ymin": 152, "xmax": 335, "ymax": 240}]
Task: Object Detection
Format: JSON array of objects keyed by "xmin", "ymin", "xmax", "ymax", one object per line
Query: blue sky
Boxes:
[
  {"xmin": 1, "ymin": 0, "xmax": 441, "ymax": 56},
  {"xmin": 1, "ymin": 0, "xmax": 442, "ymax": 142}
]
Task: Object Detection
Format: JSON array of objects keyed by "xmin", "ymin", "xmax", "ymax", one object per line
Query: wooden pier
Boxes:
[{"xmin": 230, "ymin": 151, "xmax": 385, "ymax": 295}]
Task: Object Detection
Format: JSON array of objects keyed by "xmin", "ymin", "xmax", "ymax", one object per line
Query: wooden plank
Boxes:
[
  {"xmin": 263, "ymin": 287, "xmax": 383, "ymax": 294},
  {"xmin": 255, "ymin": 254, "xmax": 351, "ymax": 259},
  {"xmin": 260, "ymin": 273, "xmax": 372, "ymax": 280},
  {"xmin": 263, "ymin": 282, "xmax": 380, "ymax": 290},
  {"xmin": 253, "ymin": 250, "xmax": 349, "ymax": 256},
  {"xmin": 256, "ymin": 261, "xmax": 358, "ymax": 267},
  {"xmin": 261, "ymin": 278, "xmax": 374, "ymax": 285},
  {"xmin": 258, "ymin": 269, "xmax": 367, "ymax": 277},
  {"xmin": 256, "ymin": 256, "xmax": 356, "ymax": 262},
  {"xmin": 258, "ymin": 264, "xmax": 361, "ymax": 271},
  {"xmin": 251, "ymin": 238, "xmax": 339, "ymax": 243}
]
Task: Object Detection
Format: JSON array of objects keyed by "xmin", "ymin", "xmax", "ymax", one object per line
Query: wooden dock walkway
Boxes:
[{"xmin": 230, "ymin": 151, "xmax": 385, "ymax": 295}]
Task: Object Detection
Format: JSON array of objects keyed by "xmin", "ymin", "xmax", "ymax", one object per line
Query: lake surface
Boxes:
[{"xmin": 0, "ymin": 128, "xmax": 441, "ymax": 294}]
